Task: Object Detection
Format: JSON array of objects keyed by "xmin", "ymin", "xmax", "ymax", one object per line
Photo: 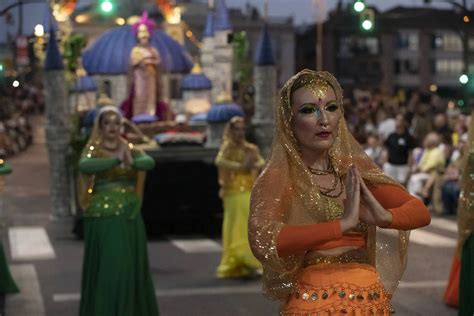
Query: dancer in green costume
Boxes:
[
  {"xmin": 0, "ymin": 159, "xmax": 19, "ymax": 294},
  {"xmin": 78, "ymin": 106, "xmax": 158, "ymax": 316}
]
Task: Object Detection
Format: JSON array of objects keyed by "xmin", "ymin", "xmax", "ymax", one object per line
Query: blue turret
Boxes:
[
  {"xmin": 203, "ymin": 11, "xmax": 215, "ymax": 38},
  {"xmin": 254, "ymin": 24, "xmax": 275, "ymax": 66},
  {"xmin": 44, "ymin": 29, "xmax": 63, "ymax": 71},
  {"xmin": 214, "ymin": 0, "xmax": 231, "ymax": 31}
]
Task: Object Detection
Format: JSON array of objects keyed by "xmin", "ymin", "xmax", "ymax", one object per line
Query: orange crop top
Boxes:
[{"xmin": 276, "ymin": 184, "xmax": 431, "ymax": 257}]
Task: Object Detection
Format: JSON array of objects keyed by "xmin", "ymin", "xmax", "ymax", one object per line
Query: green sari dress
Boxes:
[
  {"xmin": 78, "ymin": 149, "xmax": 159, "ymax": 316},
  {"xmin": 0, "ymin": 162, "xmax": 19, "ymax": 294}
]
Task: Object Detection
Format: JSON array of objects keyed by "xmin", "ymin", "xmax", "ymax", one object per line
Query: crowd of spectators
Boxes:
[
  {"xmin": 0, "ymin": 81, "xmax": 43, "ymax": 157},
  {"xmin": 344, "ymin": 89, "xmax": 470, "ymax": 216}
]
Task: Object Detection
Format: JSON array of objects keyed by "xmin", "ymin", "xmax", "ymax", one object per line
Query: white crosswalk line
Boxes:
[
  {"xmin": 409, "ymin": 229, "xmax": 456, "ymax": 247},
  {"xmin": 399, "ymin": 280, "xmax": 447, "ymax": 288},
  {"xmin": 7, "ymin": 264, "xmax": 46, "ymax": 316},
  {"xmin": 170, "ymin": 238, "xmax": 222, "ymax": 253},
  {"xmin": 53, "ymin": 285, "xmax": 262, "ymax": 302},
  {"xmin": 429, "ymin": 218, "xmax": 457, "ymax": 233},
  {"xmin": 9, "ymin": 226, "xmax": 56, "ymax": 260}
]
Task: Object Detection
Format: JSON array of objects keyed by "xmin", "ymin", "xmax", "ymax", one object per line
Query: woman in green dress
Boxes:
[
  {"xmin": 0, "ymin": 159, "xmax": 19, "ymax": 294},
  {"xmin": 78, "ymin": 106, "xmax": 159, "ymax": 316}
]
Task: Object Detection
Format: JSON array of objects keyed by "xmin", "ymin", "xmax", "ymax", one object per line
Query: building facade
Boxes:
[{"xmin": 296, "ymin": 5, "xmax": 474, "ymax": 97}]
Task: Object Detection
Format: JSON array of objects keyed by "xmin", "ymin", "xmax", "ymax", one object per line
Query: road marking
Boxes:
[
  {"xmin": 6, "ymin": 264, "xmax": 46, "ymax": 316},
  {"xmin": 9, "ymin": 226, "xmax": 56, "ymax": 260},
  {"xmin": 429, "ymin": 218, "xmax": 457, "ymax": 233},
  {"xmin": 170, "ymin": 238, "xmax": 222, "ymax": 253},
  {"xmin": 53, "ymin": 285, "xmax": 262, "ymax": 302},
  {"xmin": 399, "ymin": 280, "xmax": 447, "ymax": 288},
  {"xmin": 53, "ymin": 280, "xmax": 450, "ymax": 303},
  {"xmin": 408, "ymin": 229, "xmax": 457, "ymax": 248}
]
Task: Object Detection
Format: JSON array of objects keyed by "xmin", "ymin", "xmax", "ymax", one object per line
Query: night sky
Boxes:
[{"xmin": 0, "ymin": 0, "xmax": 458, "ymax": 43}]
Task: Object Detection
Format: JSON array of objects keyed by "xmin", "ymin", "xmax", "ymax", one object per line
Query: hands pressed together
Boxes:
[
  {"xmin": 340, "ymin": 165, "xmax": 393, "ymax": 233},
  {"xmin": 116, "ymin": 140, "xmax": 134, "ymax": 167}
]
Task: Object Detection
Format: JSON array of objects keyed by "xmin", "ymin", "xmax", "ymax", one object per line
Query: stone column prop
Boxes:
[
  {"xmin": 213, "ymin": 0, "xmax": 233, "ymax": 100},
  {"xmin": 201, "ymin": 10, "xmax": 216, "ymax": 103},
  {"xmin": 44, "ymin": 29, "xmax": 71, "ymax": 218},
  {"xmin": 252, "ymin": 24, "xmax": 276, "ymax": 157}
]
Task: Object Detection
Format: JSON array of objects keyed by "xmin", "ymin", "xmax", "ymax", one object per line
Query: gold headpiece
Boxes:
[
  {"xmin": 216, "ymin": 90, "xmax": 232, "ymax": 104},
  {"xmin": 97, "ymin": 93, "xmax": 114, "ymax": 107}
]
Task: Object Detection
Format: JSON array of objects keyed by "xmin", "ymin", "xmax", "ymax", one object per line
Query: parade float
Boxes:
[{"xmin": 41, "ymin": 0, "xmax": 277, "ymax": 235}]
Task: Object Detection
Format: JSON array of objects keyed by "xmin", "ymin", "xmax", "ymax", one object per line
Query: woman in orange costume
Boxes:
[{"xmin": 249, "ymin": 70, "xmax": 431, "ymax": 315}]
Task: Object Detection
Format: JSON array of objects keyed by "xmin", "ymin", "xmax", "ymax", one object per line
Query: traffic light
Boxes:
[
  {"xmin": 360, "ymin": 8, "xmax": 374, "ymax": 31},
  {"xmin": 99, "ymin": 0, "xmax": 114, "ymax": 14},
  {"xmin": 459, "ymin": 74, "xmax": 469, "ymax": 84},
  {"xmin": 0, "ymin": 64, "xmax": 3, "ymax": 72},
  {"xmin": 353, "ymin": 0, "xmax": 365, "ymax": 13}
]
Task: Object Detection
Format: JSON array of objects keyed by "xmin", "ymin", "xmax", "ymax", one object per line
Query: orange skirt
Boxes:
[
  {"xmin": 443, "ymin": 252, "xmax": 460, "ymax": 307},
  {"xmin": 281, "ymin": 263, "xmax": 392, "ymax": 316}
]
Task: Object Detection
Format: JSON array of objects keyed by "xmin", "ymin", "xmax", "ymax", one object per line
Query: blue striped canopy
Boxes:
[
  {"xmin": 132, "ymin": 114, "xmax": 159, "ymax": 124},
  {"xmin": 71, "ymin": 76, "xmax": 97, "ymax": 92},
  {"xmin": 83, "ymin": 25, "xmax": 193, "ymax": 75},
  {"xmin": 207, "ymin": 103, "xmax": 244, "ymax": 123},
  {"xmin": 190, "ymin": 112, "xmax": 208, "ymax": 122},
  {"xmin": 181, "ymin": 73, "xmax": 212, "ymax": 91}
]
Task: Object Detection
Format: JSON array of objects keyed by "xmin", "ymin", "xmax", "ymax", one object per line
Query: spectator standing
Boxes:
[{"xmin": 383, "ymin": 114, "xmax": 416, "ymax": 185}]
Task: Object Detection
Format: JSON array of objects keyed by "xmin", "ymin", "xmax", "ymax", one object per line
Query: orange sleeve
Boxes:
[
  {"xmin": 276, "ymin": 221, "xmax": 342, "ymax": 257},
  {"xmin": 369, "ymin": 184, "xmax": 431, "ymax": 230}
]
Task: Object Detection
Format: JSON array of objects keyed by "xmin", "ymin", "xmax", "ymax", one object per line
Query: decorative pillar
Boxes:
[
  {"xmin": 44, "ymin": 28, "xmax": 71, "ymax": 218},
  {"xmin": 252, "ymin": 24, "xmax": 276, "ymax": 157}
]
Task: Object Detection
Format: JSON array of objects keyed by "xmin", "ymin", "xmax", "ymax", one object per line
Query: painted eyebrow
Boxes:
[{"xmin": 298, "ymin": 100, "xmax": 337, "ymax": 109}]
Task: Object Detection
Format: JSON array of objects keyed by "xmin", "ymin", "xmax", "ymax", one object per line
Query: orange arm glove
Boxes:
[{"xmin": 369, "ymin": 184, "xmax": 431, "ymax": 230}]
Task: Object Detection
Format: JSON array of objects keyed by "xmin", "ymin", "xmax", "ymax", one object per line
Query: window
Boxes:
[
  {"xmin": 469, "ymin": 37, "xmax": 474, "ymax": 51},
  {"xmin": 394, "ymin": 58, "xmax": 418, "ymax": 74},
  {"xmin": 339, "ymin": 36, "xmax": 353, "ymax": 57},
  {"xmin": 434, "ymin": 32, "xmax": 463, "ymax": 51},
  {"xmin": 435, "ymin": 59, "xmax": 463, "ymax": 74},
  {"xmin": 353, "ymin": 37, "xmax": 379, "ymax": 55},
  {"xmin": 397, "ymin": 31, "xmax": 418, "ymax": 50}
]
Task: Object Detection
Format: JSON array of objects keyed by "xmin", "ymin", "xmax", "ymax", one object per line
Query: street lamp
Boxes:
[
  {"xmin": 12, "ymin": 80, "xmax": 19, "ymax": 88},
  {"xmin": 353, "ymin": 0, "xmax": 365, "ymax": 13},
  {"xmin": 34, "ymin": 24, "xmax": 44, "ymax": 37},
  {"xmin": 459, "ymin": 74, "xmax": 469, "ymax": 84},
  {"xmin": 99, "ymin": 0, "xmax": 114, "ymax": 14},
  {"xmin": 362, "ymin": 19, "xmax": 373, "ymax": 31},
  {"xmin": 360, "ymin": 8, "xmax": 374, "ymax": 32},
  {"xmin": 115, "ymin": 17, "xmax": 125, "ymax": 25}
]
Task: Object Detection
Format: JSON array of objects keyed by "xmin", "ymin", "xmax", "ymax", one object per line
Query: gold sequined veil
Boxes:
[
  {"xmin": 78, "ymin": 106, "xmax": 146, "ymax": 211},
  {"xmin": 217, "ymin": 117, "xmax": 260, "ymax": 194},
  {"xmin": 248, "ymin": 69, "xmax": 410, "ymax": 301},
  {"xmin": 457, "ymin": 110, "xmax": 474, "ymax": 255}
]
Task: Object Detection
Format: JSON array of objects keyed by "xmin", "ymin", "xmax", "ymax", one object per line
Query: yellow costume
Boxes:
[{"xmin": 216, "ymin": 117, "xmax": 264, "ymax": 278}]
